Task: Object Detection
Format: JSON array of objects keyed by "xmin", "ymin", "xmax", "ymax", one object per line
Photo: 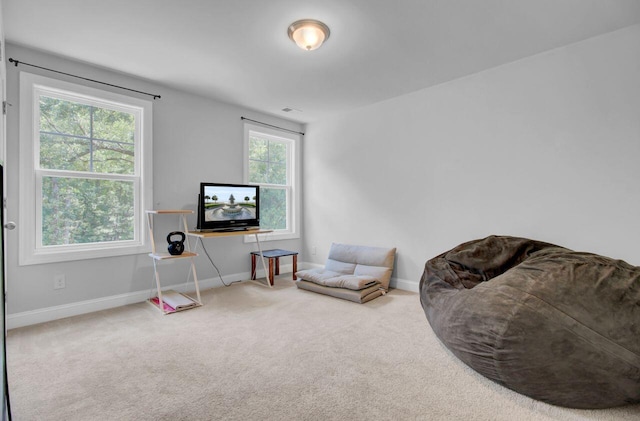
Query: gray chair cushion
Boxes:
[
  {"xmin": 296, "ymin": 242, "xmax": 396, "ymax": 303},
  {"xmin": 296, "ymin": 279, "xmax": 384, "ymax": 304}
]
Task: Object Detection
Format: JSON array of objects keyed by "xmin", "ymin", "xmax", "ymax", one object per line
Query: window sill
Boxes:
[
  {"xmin": 19, "ymin": 243, "xmax": 149, "ymax": 266},
  {"xmin": 243, "ymin": 231, "xmax": 299, "ymax": 243}
]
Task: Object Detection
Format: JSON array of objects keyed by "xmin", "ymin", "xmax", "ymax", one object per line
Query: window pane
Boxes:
[
  {"xmin": 260, "ymin": 187, "xmax": 287, "ymax": 230},
  {"xmin": 249, "ymin": 137, "xmax": 268, "ymax": 160},
  {"xmin": 39, "ymin": 95, "xmax": 136, "ymax": 175},
  {"xmin": 41, "ymin": 176, "xmax": 135, "ymax": 246},
  {"xmin": 92, "ymin": 108, "xmax": 135, "ymax": 143},
  {"xmin": 269, "ymin": 142, "xmax": 287, "ymax": 163},
  {"xmin": 249, "ymin": 135, "xmax": 289, "ymax": 186},
  {"xmin": 249, "ymin": 160, "xmax": 268, "ymax": 184},
  {"xmin": 92, "ymin": 140, "xmax": 135, "ymax": 174},
  {"xmin": 269, "ymin": 162, "xmax": 287, "ymax": 185},
  {"xmin": 40, "ymin": 96, "xmax": 91, "ymax": 136},
  {"xmin": 40, "ymin": 133, "xmax": 91, "ymax": 171}
]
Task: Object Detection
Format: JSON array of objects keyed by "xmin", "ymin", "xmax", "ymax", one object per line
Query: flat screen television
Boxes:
[{"xmin": 196, "ymin": 182, "xmax": 260, "ymax": 231}]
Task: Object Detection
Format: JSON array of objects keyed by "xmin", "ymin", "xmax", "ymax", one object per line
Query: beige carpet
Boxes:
[{"xmin": 7, "ymin": 277, "xmax": 640, "ymax": 421}]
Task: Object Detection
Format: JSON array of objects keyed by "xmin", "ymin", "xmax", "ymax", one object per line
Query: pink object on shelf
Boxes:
[{"xmin": 150, "ymin": 297, "xmax": 176, "ymax": 313}]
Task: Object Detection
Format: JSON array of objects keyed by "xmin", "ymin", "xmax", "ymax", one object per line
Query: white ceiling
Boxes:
[{"xmin": 4, "ymin": 0, "xmax": 640, "ymax": 123}]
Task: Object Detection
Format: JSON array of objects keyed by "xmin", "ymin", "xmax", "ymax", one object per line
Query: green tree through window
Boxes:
[
  {"xmin": 248, "ymin": 133, "xmax": 290, "ymax": 231},
  {"xmin": 39, "ymin": 95, "xmax": 137, "ymax": 246}
]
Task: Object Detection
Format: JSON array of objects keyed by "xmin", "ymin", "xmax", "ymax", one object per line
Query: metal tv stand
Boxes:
[{"xmin": 187, "ymin": 229, "xmax": 274, "ymax": 287}]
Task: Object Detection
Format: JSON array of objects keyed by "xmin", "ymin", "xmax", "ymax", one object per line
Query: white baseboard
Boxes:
[
  {"xmin": 6, "ymin": 261, "xmax": 418, "ymax": 329},
  {"xmin": 6, "ymin": 272, "xmax": 248, "ymax": 330},
  {"xmin": 390, "ymin": 277, "xmax": 419, "ymax": 292}
]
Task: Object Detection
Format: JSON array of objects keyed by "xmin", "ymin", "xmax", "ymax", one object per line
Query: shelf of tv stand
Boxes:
[
  {"xmin": 149, "ymin": 251, "xmax": 198, "ymax": 260},
  {"xmin": 187, "ymin": 229, "xmax": 273, "ymax": 238},
  {"xmin": 146, "ymin": 209, "xmax": 194, "ymax": 215}
]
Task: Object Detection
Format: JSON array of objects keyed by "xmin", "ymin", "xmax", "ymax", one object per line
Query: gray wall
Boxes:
[
  {"xmin": 5, "ymin": 44, "xmax": 303, "ymax": 317},
  {"xmin": 6, "ymin": 23, "xmax": 640, "ymax": 319},
  {"xmin": 302, "ymin": 24, "xmax": 640, "ymax": 289}
]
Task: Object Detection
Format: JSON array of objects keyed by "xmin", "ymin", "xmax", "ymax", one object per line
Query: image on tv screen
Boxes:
[{"xmin": 203, "ymin": 185, "xmax": 257, "ymax": 221}]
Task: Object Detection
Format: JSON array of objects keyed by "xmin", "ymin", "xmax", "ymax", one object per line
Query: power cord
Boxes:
[{"xmin": 199, "ymin": 237, "xmax": 241, "ymax": 287}]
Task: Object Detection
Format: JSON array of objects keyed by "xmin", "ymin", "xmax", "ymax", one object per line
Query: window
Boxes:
[
  {"xmin": 244, "ymin": 123, "xmax": 300, "ymax": 240},
  {"xmin": 19, "ymin": 72, "xmax": 152, "ymax": 265}
]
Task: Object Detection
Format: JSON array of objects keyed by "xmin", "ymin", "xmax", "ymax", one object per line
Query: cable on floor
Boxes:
[{"xmin": 199, "ymin": 237, "xmax": 241, "ymax": 287}]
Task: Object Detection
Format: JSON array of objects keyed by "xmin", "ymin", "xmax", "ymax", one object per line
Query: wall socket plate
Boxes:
[{"xmin": 53, "ymin": 274, "xmax": 66, "ymax": 289}]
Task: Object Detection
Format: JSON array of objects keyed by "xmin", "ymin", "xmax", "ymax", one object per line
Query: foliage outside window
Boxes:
[
  {"xmin": 19, "ymin": 73, "xmax": 153, "ymax": 265},
  {"xmin": 244, "ymin": 123, "xmax": 300, "ymax": 240},
  {"xmin": 40, "ymin": 96, "xmax": 136, "ymax": 246}
]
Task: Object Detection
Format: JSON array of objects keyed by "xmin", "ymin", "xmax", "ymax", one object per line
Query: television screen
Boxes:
[{"xmin": 197, "ymin": 182, "xmax": 260, "ymax": 231}]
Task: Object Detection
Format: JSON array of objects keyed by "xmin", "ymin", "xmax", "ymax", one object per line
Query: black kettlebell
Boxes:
[{"xmin": 167, "ymin": 231, "xmax": 186, "ymax": 255}]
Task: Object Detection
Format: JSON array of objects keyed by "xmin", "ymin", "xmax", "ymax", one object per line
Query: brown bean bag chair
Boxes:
[{"xmin": 419, "ymin": 235, "xmax": 640, "ymax": 409}]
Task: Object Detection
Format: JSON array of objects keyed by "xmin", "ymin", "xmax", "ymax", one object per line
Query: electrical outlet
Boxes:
[{"xmin": 53, "ymin": 274, "xmax": 66, "ymax": 289}]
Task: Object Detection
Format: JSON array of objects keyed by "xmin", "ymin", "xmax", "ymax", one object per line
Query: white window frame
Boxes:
[
  {"xmin": 19, "ymin": 72, "xmax": 153, "ymax": 265},
  {"xmin": 244, "ymin": 122, "xmax": 300, "ymax": 241}
]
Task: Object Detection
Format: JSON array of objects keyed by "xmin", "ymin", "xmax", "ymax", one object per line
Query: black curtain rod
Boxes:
[
  {"xmin": 8, "ymin": 58, "xmax": 161, "ymax": 100},
  {"xmin": 241, "ymin": 116, "xmax": 304, "ymax": 136}
]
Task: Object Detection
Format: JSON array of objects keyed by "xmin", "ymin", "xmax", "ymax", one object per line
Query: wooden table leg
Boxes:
[
  {"xmin": 251, "ymin": 254, "xmax": 257, "ymax": 280},
  {"xmin": 292, "ymin": 255, "xmax": 298, "ymax": 280},
  {"xmin": 268, "ymin": 258, "xmax": 275, "ymax": 286},
  {"xmin": 275, "ymin": 257, "xmax": 280, "ymax": 276}
]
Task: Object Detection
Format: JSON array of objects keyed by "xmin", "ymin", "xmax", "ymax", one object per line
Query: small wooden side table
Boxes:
[{"xmin": 251, "ymin": 249, "xmax": 298, "ymax": 286}]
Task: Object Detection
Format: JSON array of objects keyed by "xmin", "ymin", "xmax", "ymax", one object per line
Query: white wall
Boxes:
[
  {"xmin": 5, "ymin": 44, "xmax": 303, "ymax": 321},
  {"xmin": 302, "ymin": 24, "xmax": 640, "ymax": 289}
]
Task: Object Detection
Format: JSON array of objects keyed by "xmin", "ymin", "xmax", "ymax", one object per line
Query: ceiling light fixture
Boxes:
[{"xmin": 287, "ymin": 19, "xmax": 330, "ymax": 51}]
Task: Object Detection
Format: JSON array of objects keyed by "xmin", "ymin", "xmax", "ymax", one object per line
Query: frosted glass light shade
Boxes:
[{"xmin": 288, "ymin": 19, "xmax": 330, "ymax": 51}]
